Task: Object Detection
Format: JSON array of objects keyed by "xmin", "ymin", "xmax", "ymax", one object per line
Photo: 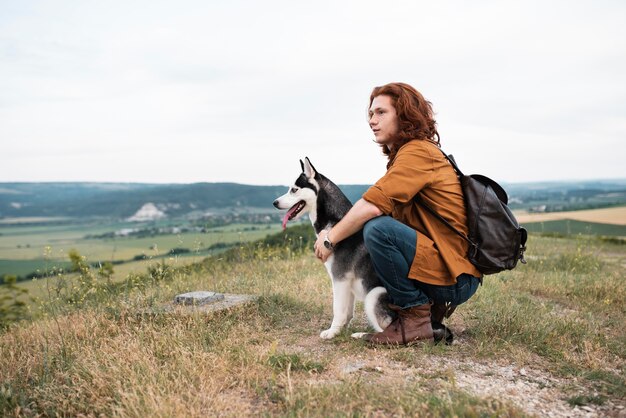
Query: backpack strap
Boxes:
[
  {"xmin": 414, "ymin": 147, "xmax": 476, "ymax": 248},
  {"xmin": 440, "ymin": 150, "xmax": 464, "ymax": 177}
]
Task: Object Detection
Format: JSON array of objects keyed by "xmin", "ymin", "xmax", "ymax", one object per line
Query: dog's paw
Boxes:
[
  {"xmin": 432, "ymin": 322, "xmax": 454, "ymax": 345},
  {"xmin": 350, "ymin": 332, "xmax": 372, "ymax": 340},
  {"xmin": 320, "ymin": 328, "xmax": 341, "ymax": 339}
]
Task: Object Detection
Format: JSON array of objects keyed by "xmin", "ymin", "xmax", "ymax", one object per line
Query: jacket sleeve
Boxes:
[{"xmin": 362, "ymin": 142, "xmax": 435, "ymax": 215}]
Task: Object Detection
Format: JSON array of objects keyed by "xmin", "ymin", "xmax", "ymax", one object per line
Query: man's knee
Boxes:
[{"xmin": 363, "ymin": 216, "xmax": 388, "ymax": 247}]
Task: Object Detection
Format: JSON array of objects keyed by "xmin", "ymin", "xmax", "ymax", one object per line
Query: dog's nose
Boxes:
[{"xmin": 273, "ymin": 200, "xmax": 279, "ymax": 208}]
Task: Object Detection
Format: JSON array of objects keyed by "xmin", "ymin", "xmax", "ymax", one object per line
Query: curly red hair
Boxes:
[{"xmin": 369, "ymin": 82, "xmax": 439, "ymax": 166}]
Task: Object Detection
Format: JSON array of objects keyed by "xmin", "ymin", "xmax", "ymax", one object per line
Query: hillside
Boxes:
[
  {"xmin": 0, "ymin": 183, "xmax": 289, "ymax": 219},
  {"xmin": 504, "ymin": 179, "xmax": 626, "ymax": 212},
  {"xmin": 0, "ymin": 183, "xmax": 370, "ymax": 220},
  {"xmin": 1, "ymin": 179, "xmax": 625, "ymax": 221},
  {"xmin": 1, "ymin": 228, "xmax": 624, "ymax": 416}
]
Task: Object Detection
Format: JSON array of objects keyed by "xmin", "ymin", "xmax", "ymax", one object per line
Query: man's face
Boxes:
[{"xmin": 369, "ymin": 95, "xmax": 399, "ymax": 146}]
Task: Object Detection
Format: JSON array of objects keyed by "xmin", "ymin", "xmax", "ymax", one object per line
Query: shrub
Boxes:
[
  {"xmin": 169, "ymin": 247, "xmax": 191, "ymax": 255},
  {"xmin": 0, "ymin": 275, "xmax": 30, "ymax": 329}
]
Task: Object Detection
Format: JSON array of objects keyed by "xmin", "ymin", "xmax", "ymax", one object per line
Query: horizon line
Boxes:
[{"xmin": 1, "ymin": 177, "xmax": 626, "ymax": 187}]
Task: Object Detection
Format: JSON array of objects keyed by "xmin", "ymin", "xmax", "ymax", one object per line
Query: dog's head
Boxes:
[{"xmin": 273, "ymin": 157, "xmax": 320, "ymax": 229}]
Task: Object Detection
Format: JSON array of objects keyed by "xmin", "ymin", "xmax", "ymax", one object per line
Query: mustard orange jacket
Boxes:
[{"xmin": 362, "ymin": 139, "xmax": 482, "ymax": 285}]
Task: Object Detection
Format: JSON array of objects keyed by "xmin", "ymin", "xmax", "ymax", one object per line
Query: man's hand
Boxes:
[
  {"xmin": 314, "ymin": 232, "xmax": 332, "ymax": 262},
  {"xmin": 312, "ymin": 199, "xmax": 383, "ymax": 264}
]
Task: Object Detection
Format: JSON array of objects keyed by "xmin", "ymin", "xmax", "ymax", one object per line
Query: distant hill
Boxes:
[
  {"xmin": 0, "ymin": 182, "xmax": 370, "ymax": 220},
  {"xmin": 502, "ymin": 179, "xmax": 626, "ymax": 212},
  {"xmin": 0, "ymin": 179, "xmax": 624, "ymax": 221}
]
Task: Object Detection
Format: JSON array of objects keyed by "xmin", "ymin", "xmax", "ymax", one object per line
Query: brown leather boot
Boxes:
[
  {"xmin": 367, "ymin": 303, "xmax": 434, "ymax": 345},
  {"xmin": 431, "ymin": 302, "xmax": 457, "ymax": 324}
]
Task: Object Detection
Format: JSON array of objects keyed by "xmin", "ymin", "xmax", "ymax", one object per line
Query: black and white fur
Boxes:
[{"xmin": 273, "ymin": 157, "xmax": 393, "ymax": 339}]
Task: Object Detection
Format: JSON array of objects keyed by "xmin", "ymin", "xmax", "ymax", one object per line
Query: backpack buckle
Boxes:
[{"xmin": 519, "ymin": 245, "xmax": 527, "ymax": 264}]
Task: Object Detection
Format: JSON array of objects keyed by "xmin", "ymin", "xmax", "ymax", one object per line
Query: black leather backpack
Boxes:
[{"xmin": 415, "ymin": 150, "xmax": 527, "ymax": 275}]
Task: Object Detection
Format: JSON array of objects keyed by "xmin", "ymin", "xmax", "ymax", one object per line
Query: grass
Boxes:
[
  {"xmin": 0, "ymin": 228, "xmax": 624, "ymax": 416},
  {"xmin": 267, "ymin": 353, "xmax": 325, "ymax": 373}
]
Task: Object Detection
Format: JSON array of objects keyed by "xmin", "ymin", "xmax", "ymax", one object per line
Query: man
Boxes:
[{"xmin": 313, "ymin": 82, "xmax": 482, "ymax": 345}]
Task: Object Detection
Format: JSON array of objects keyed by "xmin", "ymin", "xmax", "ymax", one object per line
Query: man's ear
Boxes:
[{"xmin": 303, "ymin": 157, "xmax": 317, "ymax": 178}]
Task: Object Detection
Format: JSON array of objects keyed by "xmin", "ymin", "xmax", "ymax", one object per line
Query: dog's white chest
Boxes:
[
  {"xmin": 324, "ymin": 256, "xmax": 368, "ymax": 302},
  {"xmin": 323, "ymin": 254, "xmax": 335, "ymax": 276}
]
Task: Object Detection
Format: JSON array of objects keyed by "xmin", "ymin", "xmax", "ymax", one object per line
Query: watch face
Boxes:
[{"xmin": 324, "ymin": 239, "xmax": 332, "ymax": 249}]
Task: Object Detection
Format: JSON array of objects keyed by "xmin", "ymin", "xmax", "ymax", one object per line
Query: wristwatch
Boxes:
[{"xmin": 323, "ymin": 233, "xmax": 334, "ymax": 250}]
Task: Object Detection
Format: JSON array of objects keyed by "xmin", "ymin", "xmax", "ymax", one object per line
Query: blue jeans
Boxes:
[{"xmin": 363, "ymin": 216, "xmax": 480, "ymax": 309}]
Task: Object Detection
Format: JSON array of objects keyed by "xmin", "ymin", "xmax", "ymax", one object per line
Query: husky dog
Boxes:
[{"xmin": 273, "ymin": 157, "xmax": 394, "ymax": 339}]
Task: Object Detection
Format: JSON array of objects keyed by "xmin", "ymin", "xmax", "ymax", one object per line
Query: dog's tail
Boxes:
[{"xmin": 364, "ymin": 286, "xmax": 393, "ymax": 332}]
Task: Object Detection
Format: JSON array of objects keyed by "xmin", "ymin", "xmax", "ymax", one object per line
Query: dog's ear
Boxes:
[
  {"xmin": 303, "ymin": 157, "xmax": 317, "ymax": 179},
  {"xmin": 299, "ymin": 159, "xmax": 305, "ymax": 173}
]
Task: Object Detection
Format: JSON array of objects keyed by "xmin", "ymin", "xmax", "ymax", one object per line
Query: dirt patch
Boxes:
[
  {"xmin": 424, "ymin": 357, "xmax": 582, "ymax": 417},
  {"xmin": 216, "ymin": 387, "xmax": 279, "ymax": 417},
  {"xmin": 275, "ymin": 329, "xmax": 625, "ymax": 417}
]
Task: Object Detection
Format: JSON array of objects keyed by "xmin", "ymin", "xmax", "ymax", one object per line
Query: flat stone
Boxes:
[
  {"xmin": 174, "ymin": 291, "xmax": 225, "ymax": 306},
  {"xmin": 139, "ymin": 293, "xmax": 258, "ymax": 317},
  {"xmin": 341, "ymin": 361, "xmax": 366, "ymax": 374}
]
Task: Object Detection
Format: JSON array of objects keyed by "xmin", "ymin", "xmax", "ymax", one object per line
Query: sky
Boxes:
[{"xmin": 1, "ymin": 0, "xmax": 625, "ymax": 186}]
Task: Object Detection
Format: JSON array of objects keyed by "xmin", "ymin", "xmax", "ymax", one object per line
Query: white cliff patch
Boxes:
[{"xmin": 127, "ymin": 203, "xmax": 166, "ymax": 222}]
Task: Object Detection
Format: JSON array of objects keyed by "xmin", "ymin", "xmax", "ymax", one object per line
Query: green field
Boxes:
[
  {"xmin": 0, "ymin": 221, "xmax": 283, "ymax": 279},
  {"xmin": 0, "ymin": 259, "xmax": 72, "ymax": 278},
  {"xmin": 523, "ymin": 219, "xmax": 626, "ymax": 237}
]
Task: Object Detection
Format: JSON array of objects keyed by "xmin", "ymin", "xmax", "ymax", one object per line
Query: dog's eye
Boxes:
[{"xmin": 290, "ymin": 187, "xmax": 298, "ymax": 193}]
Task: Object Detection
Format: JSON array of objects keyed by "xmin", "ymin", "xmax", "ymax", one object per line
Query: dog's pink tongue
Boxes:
[{"xmin": 281, "ymin": 204, "xmax": 299, "ymax": 230}]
